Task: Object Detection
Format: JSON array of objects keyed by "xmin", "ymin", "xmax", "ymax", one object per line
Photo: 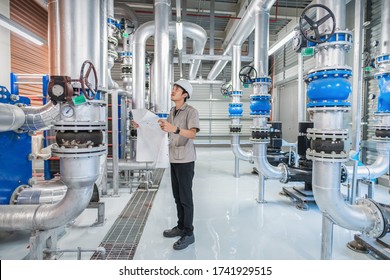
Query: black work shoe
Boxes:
[
  {"xmin": 173, "ymin": 234, "xmax": 195, "ymax": 250},
  {"xmin": 163, "ymin": 226, "xmax": 184, "ymax": 238}
]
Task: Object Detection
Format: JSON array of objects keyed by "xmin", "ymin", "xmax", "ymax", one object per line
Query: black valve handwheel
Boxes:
[
  {"xmin": 80, "ymin": 60, "xmax": 98, "ymax": 100},
  {"xmin": 299, "ymin": 4, "xmax": 336, "ymax": 44},
  {"xmin": 220, "ymin": 82, "xmax": 233, "ymax": 96},
  {"xmin": 239, "ymin": 65, "xmax": 257, "ymax": 84}
]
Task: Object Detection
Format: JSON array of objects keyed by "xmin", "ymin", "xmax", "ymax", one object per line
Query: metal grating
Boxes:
[{"xmin": 91, "ymin": 190, "xmax": 157, "ymax": 260}]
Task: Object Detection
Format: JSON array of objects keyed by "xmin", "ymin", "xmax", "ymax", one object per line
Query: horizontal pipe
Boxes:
[
  {"xmin": 16, "ymin": 181, "xmax": 67, "ymax": 205},
  {"xmin": 107, "ymin": 158, "xmax": 156, "ymax": 170},
  {"xmin": 0, "ymin": 103, "xmax": 25, "ymax": 131}
]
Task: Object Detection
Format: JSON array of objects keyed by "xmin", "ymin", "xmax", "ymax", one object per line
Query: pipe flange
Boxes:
[
  {"xmin": 108, "ymin": 36, "xmax": 118, "ymax": 47},
  {"xmin": 9, "ymin": 185, "xmax": 30, "ymax": 205},
  {"xmin": 52, "ymin": 145, "xmax": 106, "ymax": 158},
  {"xmin": 53, "ymin": 121, "xmax": 106, "ymax": 131},
  {"xmin": 307, "ymin": 129, "xmax": 349, "ymax": 140},
  {"xmin": 307, "ymin": 106, "xmax": 351, "ymax": 114},
  {"xmin": 306, "ymin": 149, "xmax": 348, "ymax": 162},
  {"xmin": 356, "ymin": 199, "xmax": 386, "ymax": 238},
  {"xmin": 278, "ymin": 163, "xmax": 289, "ymax": 184},
  {"xmin": 307, "ymin": 66, "xmax": 352, "ymax": 77},
  {"xmin": 108, "ymin": 49, "xmax": 118, "ymax": 60},
  {"xmin": 229, "ymin": 124, "xmax": 242, "ymax": 134}
]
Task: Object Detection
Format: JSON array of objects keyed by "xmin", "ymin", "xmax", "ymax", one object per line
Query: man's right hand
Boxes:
[{"xmin": 132, "ymin": 121, "xmax": 139, "ymax": 129}]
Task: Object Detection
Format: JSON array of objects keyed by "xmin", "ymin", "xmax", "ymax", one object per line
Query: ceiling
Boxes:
[
  {"xmin": 116, "ymin": 0, "xmax": 311, "ymax": 50},
  {"xmin": 113, "ymin": 0, "xmax": 313, "ymax": 80}
]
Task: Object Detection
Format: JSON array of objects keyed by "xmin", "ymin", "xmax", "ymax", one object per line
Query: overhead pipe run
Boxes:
[
  {"xmin": 207, "ymin": 0, "xmax": 276, "ymax": 80},
  {"xmin": 133, "ymin": 20, "xmax": 207, "ymax": 110}
]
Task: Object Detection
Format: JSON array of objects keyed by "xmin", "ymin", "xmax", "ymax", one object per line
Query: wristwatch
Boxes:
[{"xmin": 174, "ymin": 127, "xmax": 181, "ymax": 134}]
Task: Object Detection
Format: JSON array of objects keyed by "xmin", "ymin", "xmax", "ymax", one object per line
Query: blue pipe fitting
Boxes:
[
  {"xmin": 120, "ymin": 52, "xmax": 133, "ymax": 58},
  {"xmin": 229, "ymin": 103, "xmax": 243, "ymax": 117},
  {"xmin": 231, "ymin": 91, "xmax": 242, "ymax": 96},
  {"xmin": 376, "ymin": 55, "xmax": 390, "ymax": 64},
  {"xmin": 250, "ymin": 95, "xmax": 271, "ymax": 115},
  {"xmin": 252, "ymin": 77, "xmax": 272, "ymax": 84},
  {"xmin": 306, "ymin": 69, "xmax": 352, "ymax": 107},
  {"xmin": 307, "ymin": 32, "xmax": 352, "ymax": 47},
  {"xmin": 157, "ymin": 113, "xmax": 168, "ymax": 119},
  {"xmin": 375, "ymin": 73, "xmax": 390, "ymax": 112}
]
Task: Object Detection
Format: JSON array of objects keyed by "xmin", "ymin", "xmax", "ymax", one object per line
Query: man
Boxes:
[{"xmin": 158, "ymin": 79, "xmax": 200, "ymax": 250}]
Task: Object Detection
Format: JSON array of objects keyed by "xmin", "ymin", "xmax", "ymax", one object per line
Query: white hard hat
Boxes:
[{"xmin": 174, "ymin": 79, "xmax": 193, "ymax": 98}]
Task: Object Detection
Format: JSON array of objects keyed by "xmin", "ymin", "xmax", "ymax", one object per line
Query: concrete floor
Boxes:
[{"xmin": 0, "ymin": 147, "xmax": 389, "ymax": 260}]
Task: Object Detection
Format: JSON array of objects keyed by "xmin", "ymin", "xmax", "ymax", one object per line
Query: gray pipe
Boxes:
[
  {"xmin": 185, "ymin": 23, "xmax": 207, "ymax": 80},
  {"xmin": 254, "ymin": 9, "xmax": 270, "ymax": 76},
  {"xmin": 48, "ymin": 0, "xmax": 101, "ymax": 77},
  {"xmin": 100, "ymin": 0, "xmax": 108, "ymax": 89},
  {"xmin": 380, "ymin": 0, "xmax": 390, "ymax": 55},
  {"xmin": 231, "ymin": 134, "xmax": 253, "ymax": 162},
  {"xmin": 253, "ymin": 143, "xmax": 285, "ymax": 180},
  {"xmin": 0, "ymin": 103, "xmax": 25, "ymax": 131},
  {"xmin": 114, "ymin": 4, "xmax": 139, "ymax": 29},
  {"xmin": 16, "ymin": 181, "xmax": 67, "ymax": 205},
  {"xmin": 207, "ymin": 0, "xmax": 276, "ymax": 80},
  {"xmin": 132, "ymin": 21, "xmax": 154, "ymax": 109},
  {"xmin": 0, "ymin": 156, "xmax": 98, "ymax": 230},
  {"xmin": 346, "ymin": 148, "xmax": 390, "ymax": 181},
  {"xmin": 20, "ymin": 101, "xmax": 60, "ymax": 131},
  {"xmin": 153, "ymin": 0, "xmax": 170, "ymax": 115},
  {"xmin": 133, "ymin": 20, "xmax": 206, "ymax": 109},
  {"xmin": 312, "ymin": 161, "xmax": 379, "ymax": 234},
  {"xmin": 107, "ymin": 159, "xmax": 156, "ymax": 171}
]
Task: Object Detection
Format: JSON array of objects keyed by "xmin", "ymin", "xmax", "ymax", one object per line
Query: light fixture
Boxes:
[
  {"xmin": 268, "ymin": 31, "xmax": 295, "ymax": 56},
  {"xmin": 176, "ymin": 21, "xmax": 183, "ymax": 51},
  {"xmin": 0, "ymin": 13, "xmax": 46, "ymax": 46}
]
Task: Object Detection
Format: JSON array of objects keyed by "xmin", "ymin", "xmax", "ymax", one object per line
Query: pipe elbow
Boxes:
[
  {"xmin": 231, "ymin": 144, "xmax": 253, "ymax": 162},
  {"xmin": 20, "ymin": 101, "xmax": 60, "ymax": 131}
]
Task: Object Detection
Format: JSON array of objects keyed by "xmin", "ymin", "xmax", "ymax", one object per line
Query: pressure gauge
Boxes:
[
  {"xmin": 52, "ymin": 84, "xmax": 64, "ymax": 97},
  {"xmin": 61, "ymin": 104, "xmax": 74, "ymax": 118}
]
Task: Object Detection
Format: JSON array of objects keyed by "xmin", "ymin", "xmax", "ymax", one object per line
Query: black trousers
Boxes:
[{"xmin": 170, "ymin": 161, "xmax": 195, "ymax": 236}]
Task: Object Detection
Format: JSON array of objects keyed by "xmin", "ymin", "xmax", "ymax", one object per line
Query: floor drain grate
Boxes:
[{"xmin": 91, "ymin": 189, "xmax": 158, "ymax": 260}]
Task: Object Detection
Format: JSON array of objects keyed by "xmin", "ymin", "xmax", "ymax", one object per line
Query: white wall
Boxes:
[{"xmin": 0, "ymin": 0, "xmax": 10, "ymax": 89}]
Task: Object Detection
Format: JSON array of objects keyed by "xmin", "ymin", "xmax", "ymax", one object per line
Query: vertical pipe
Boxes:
[
  {"xmin": 153, "ymin": 0, "xmax": 170, "ymax": 115},
  {"xmin": 231, "ymin": 44, "xmax": 247, "ymax": 177},
  {"xmin": 321, "ymin": 214, "xmax": 334, "ymax": 260},
  {"xmin": 350, "ymin": 0, "xmax": 364, "ymax": 205},
  {"xmin": 380, "ymin": 0, "xmax": 390, "ymax": 55},
  {"xmin": 209, "ymin": 0, "xmax": 215, "ymax": 56},
  {"xmin": 48, "ymin": 0, "xmax": 101, "ymax": 77},
  {"xmin": 254, "ymin": 10, "xmax": 269, "ymax": 76},
  {"xmin": 132, "ymin": 21, "xmax": 154, "ymax": 109},
  {"xmin": 112, "ymin": 90, "xmax": 119, "ymax": 195},
  {"xmin": 297, "ymin": 53, "xmax": 306, "ymax": 122},
  {"xmin": 100, "ymin": 0, "xmax": 108, "ymax": 89},
  {"xmin": 256, "ymin": 174, "xmax": 266, "ymax": 203}
]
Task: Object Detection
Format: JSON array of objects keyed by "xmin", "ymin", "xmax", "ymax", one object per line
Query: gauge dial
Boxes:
[{"xmin": 61, "ymin": 104, "xmax": 74, "ymax": 118}]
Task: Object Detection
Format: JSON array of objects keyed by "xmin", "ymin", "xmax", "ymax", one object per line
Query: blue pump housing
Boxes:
[
  {"xmin": 0, "ymin": 85, "xmax": 32, "ymax": 205},
  {"xmin": 306, "ymin": 69, "xmax": 352, "ymax": 107},
  {"xmin": 375, "ymin": 73, "xmax": 390, "ymax": 112}
]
